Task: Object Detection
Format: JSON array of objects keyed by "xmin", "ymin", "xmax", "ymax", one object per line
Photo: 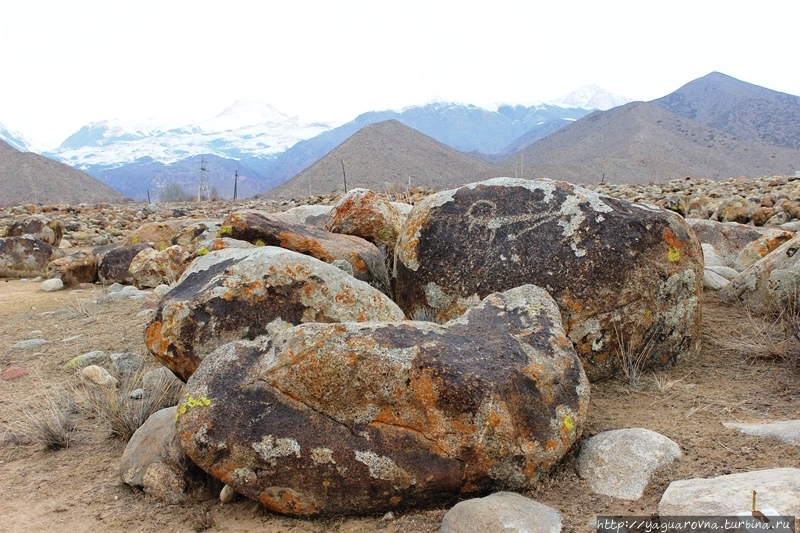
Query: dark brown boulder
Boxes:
[
  {"xmin": 394, "ymin": 178, "xmax": 704, "ymax": 381},
  {"xmin": 219, "ymin": 210, "xmax": 390, "ymax": 294},
  {"xmin": 47, "ymin": 251, "xmax": 98, "ymax": 286},
  {"xmin": 176, "ymin": 284, "xmax": 588, "ymax": 517},
  {"xmin": 0, "ymin": 236, "xmax": 64, "ymax": 278},
  {"xmin": 6, "ymin": 214, "xmax": 64, "ymax": 246},
  {"xmin": 145, "ymin": 246, "xmax": 405, "ymax": 381},
  {"xmin": 95, "ymin": 242, "xmax": 154, "ymax": 285}
]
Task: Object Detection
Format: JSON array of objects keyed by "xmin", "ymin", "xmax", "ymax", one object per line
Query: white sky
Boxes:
[{"xmin": 1, "ymin": 0, "xmax": 798, "ymax": 150}]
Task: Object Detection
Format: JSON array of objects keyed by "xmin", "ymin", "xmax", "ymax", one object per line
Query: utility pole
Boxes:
[
  {"xmin": 233, "ymin": 170, "xmax": 238, "ymax": 200},
  {"xmin": 341, "ymin": 159, "xmax": 347, "ymax": 194}
]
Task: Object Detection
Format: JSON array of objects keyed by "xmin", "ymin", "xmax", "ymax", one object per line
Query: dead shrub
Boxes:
[{"xmin": 4, "ymin": 382, "xmax": 80, "ymax": 451}]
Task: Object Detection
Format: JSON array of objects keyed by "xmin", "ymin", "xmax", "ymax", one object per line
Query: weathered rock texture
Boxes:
[
  {"xmin": 6, "ymin": 214, "xmax": 64, "ymax": 246},
  {"xmin": 325, "ymin": 188, "xmax": 404, "ymax": 261},
  {"xmin": 146, "ymin": 246, "xmax": 405, "ymax": 381},
  {"xmin": 219, "ymin": 209, "xmax": 390, "ymax": 293},
  {"xmin": 721, "ymin": 234, "xmax": 800, "ymax": 316},
  {"xmin": 394, "ymin": 178, "xmax": 704, "ymax": 381},
  {"xmin": 129, "ymin": 245, "xmax": 189, "ymax": 289},
  {"xmin": 46, "ymin": 250, "xmax": 98, "ymax": 286},
  {"xmin": 176, "ymin": 285, "xmax": 588, "ymax": 517},
  {"xmin": 121, "ymin": 407, "xmax": 220, "ymax": 503},
  {"xmin": 576, "ymin": 428, "xmax": 682, "ymax": 500},
  {"xmin": 0, "ymin": 236, "xmax": 64, "ymax": 278},
  {"xmin": 95, "ymin": 242, "xmax": 154, "ymax": 285},
  {"xmin": 440, "ymin": 491, "xmax": 562, "ymax": 533}
]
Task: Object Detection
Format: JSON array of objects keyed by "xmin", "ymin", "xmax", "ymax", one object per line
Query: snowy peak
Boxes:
[
  {"xmin": 47, "ymin": 101, "xmax": 333, "ymax": 169},
  {"xmin": 0, "ymin": 122, "xmax": 33, "ymax": 152},
  {"xmin": 202, "ymin": 100, "xmax": 291, "ymax": 131},
  {"xmin": 553, "ymin": 85, "xmax": 632, "ymax": 110}
]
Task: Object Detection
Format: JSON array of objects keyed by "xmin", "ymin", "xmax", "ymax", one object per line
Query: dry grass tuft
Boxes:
[
  {"xmin": 79, "ymin": 363, "xmax": 183, "ymax": 442},
  {"xmin": 4, "ymin": 380, "xmax": 80, "ymax": 451}
]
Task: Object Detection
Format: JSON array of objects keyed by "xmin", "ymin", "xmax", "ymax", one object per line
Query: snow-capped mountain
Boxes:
[
  {"xmin": 0, "ymin": 122, "xmax": 33, "ymax": 152},
  {"xmin": 46, "ymin": 100, "xmax": 333, "ymax": 169},
  {"xmin": 552, "ymin": 85, "xmax": 632, "ymax": 111}
]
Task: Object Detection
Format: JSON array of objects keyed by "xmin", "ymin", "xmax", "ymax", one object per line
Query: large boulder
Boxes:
[
  {"xmin": 0, "ymin": 236, "xmax": 64, "ymax": 278},
  {"xmin": 95, "ymin": 242, "xmax": 154, "ymax": 285},
  {"xmin": 325, "ymin": 188, "xmax": 405, "ymax": 263},
  {"xmin": 687, "ymin": 219, "xmax": 790, "ymax": 269},
  {"xmin": 129, "ymin": 245, "xmax": 189, "ymax": 289},
  {"xmin": 176, "ymin": 284, "xmax": 589, "ymax": 517},
  {"xmin": 219, "ymin": 210, "xmax": 390, "ymax": 294},
  {"xmin": 46, "ymin": 250, "xmax": 98, "ymax": 286},
  {"xmin": 145, "ymin": 246, "xmax": 405, "ymax": 381},
  {"xmin": 721, "ymin": 234, "xmax": 800, "ymax": 316},
  {"xmin": 122, "ymin": 219, "xmax": 191, "ymax": 250},
  {"xmin": 6, "ymin": 214, "xmax": 64, "ymax": 246},
  {"xmin": 394, "ymin": 178, "xmax": 704, "ymax": 381}
]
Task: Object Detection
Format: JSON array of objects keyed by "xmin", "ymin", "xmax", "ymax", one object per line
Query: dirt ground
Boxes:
[{"xmin": 1, "ymin": 280, "xmax": 799, "ymax": 532}]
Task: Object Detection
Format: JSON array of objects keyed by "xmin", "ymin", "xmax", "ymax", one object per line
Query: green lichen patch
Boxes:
[{"xmin": 176, "ymin": 393, "xmax": 212, "ymax": 419}]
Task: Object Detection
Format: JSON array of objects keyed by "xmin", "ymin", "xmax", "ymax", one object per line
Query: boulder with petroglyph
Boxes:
[
  {"xmin": 219, "ymin": 209, "xmax": 390, "ymax": 294},
  {"xmin": 176, "ymin": 285, "xmax": 588, "ymax": 517},
  {"xmin": 145, "ymin": 246, "xmax": 404, "ymax": 381},
  {"xmin": 394, "ymin": 177, "xmax": 704, "ymax": 381}
]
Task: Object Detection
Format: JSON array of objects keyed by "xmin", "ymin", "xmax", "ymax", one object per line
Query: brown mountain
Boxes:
[
  {"xmin": 495, "ymin": 101, "xmax": 799, "ymax": 185},
  {"xmin": 653, "ymin": 71, "xmax": 800, "ymax": 148},
  {"xmin": 0, "ymin": 140, "xmax": 128, "ymax": 207},
  {"xmin": 263, "ymin": 120, "xmax": 496, "ymax": 199}
]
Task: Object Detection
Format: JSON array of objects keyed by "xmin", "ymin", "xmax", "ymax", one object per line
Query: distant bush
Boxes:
[{"xmin": 159, "ymin": 184, "xmax": 195, "ymax": 203}]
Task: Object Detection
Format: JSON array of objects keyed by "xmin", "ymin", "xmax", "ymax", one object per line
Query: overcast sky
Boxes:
[{"xmin": 1, "ymin": 0, "xmax": 797, "ymax": 150}]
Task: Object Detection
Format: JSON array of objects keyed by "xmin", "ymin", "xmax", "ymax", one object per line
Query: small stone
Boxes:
[
  {"xmin": 220, "ymin": 484, "xmax": 236, "ymax": 504},
  {"xmin": 81, "ymin": 365, "xmax": 118, "ymax": 388},
  {"xmin": 65, "ymin": 350, "xmax": 107, "ymax": 371},
  {"xmin": 40, "ymin": 278, "xmax": 64, "ymax": 292},
  {"xmin": 723, "ymin": 420, "xmax": 800, "ymax": 446},
  {"xmin": 129, "ymin": 388, "xmax": 144, "ymax": 399},
  {"xmin": 110, "ymin": 352, "xmax": 143, "ymax": 375},
  {"xmin": 381, "ymin": 512, "xmax": 395, "ymax": 521},
  {"xmin": 2, "ymin": 366, "xmax": 27, "ymax": 381},
  {"xmin": 440, "ymin": 492, "xmax": 562, "ymax": 533},
  {"xmin": 12, "ymin": 338, "xmax": 47, "ymax": 350}
]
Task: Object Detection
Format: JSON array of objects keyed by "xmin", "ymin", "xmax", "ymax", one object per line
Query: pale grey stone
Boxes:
[
  {"xmin": 707, "ymin": 265, "xmax": 740, "ymax": 280},
  {"xmin": 110, "ymin": 352, "xmax": 143, "ymax": 375},
  {"xmin": 81, "ymin": 364, "xmax": 118, "ymax": 388},
  {"xmin": 40, "ymin": 278, "xmax": 64, "ymax": 292},
  {"xmin": 12, "ymin": 338, "xmax": 47, "ymax": 350},
  {"xmin": 659, "ymin": 468, "xmax": 800, "ymax": 516},
  {"xmin": 440, "ymin": 492, "xmax": 561, "ymax": 533},
  {"xmin": 704, "ymin": 269, "xmax": 730, "ymax": 290},
  {"xmin": 702, "ymin": 243, "xmax": 728, "ymax": 268},
  {"xmin": 723, "ymin": 420, "xmax": 800, "ymax": 446},
  {"xmin": 576, "ymin": 428, "xmax": 682, "ymax": 500}
]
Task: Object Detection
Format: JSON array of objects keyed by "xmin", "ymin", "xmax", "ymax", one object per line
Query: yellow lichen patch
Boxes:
[
  {"xmin": 217, "ymin": 225, "xmax": 233, "ymax": 237},
  {"xmin": 667, "ymin": 247, "xmax": 681, "ymax": 262},
  {"xmin": 562, "ymin": 415, "xmax": 574, "ymax": 431},
  {"xmin": 197, "ymin": 246, "xmax": 209, "ymax": 256},
  {"xmin": 175, "ymin": 393, "xmax": 212, "ymax": 420}
]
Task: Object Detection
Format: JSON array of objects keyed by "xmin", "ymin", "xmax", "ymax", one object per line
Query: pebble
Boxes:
[
  {"xmin": 1, "ymin": 366, "xmax": 28, "ymax": 381},
  {"xmin": 12, "ymin": 338, "xmax": 47, "ymax": 350}
]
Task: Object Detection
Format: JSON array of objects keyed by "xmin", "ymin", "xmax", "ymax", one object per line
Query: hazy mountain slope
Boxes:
[
  {"xmin": 265, "ymin": 120, "xmax": 496, "ymax": 199},
  {"xmin": 653, "ymin": 71, "xmax": 800, "ymax": 148},
  {"xmin": 0, "ymin": 123, "xmax": 32, "ymax": 152},
  {"xmin": 497, "ymin": 101, "xmax": 799, "ymax": 184},
  {"xmin": 255, "ymin": 102, "xmax": 592, "ymax": 192},
  {"xmin": 0, "ymin": 140, "xmax": 129, "ymax": 206}
]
